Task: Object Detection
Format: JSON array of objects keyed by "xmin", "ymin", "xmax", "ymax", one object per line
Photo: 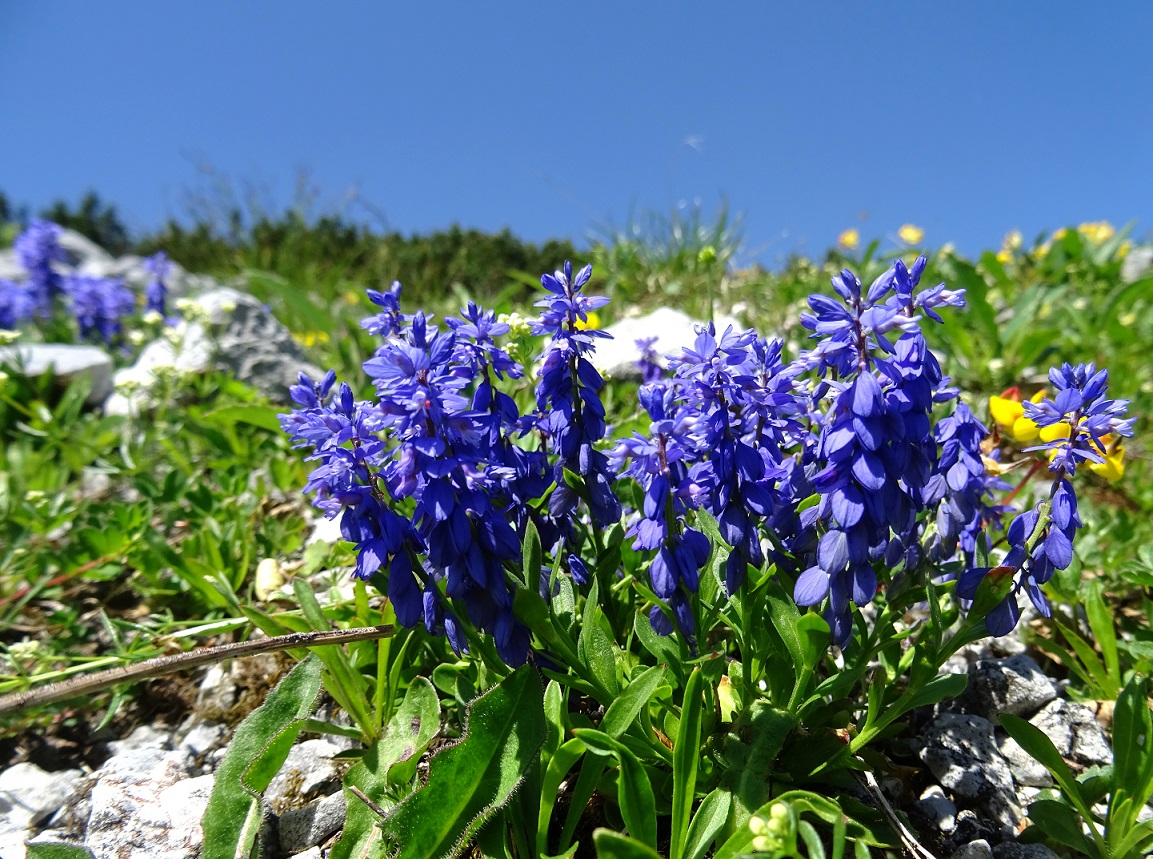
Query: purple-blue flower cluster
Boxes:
[
  {"xmin": 15, "ymin": 219, "xmax": 69, "ymax": 310},
  {"xmin": 613, "ymin": 384, "xmax": 709, "ymax": 643},
  {"xmin": 532, "ymin": 262, "xmax": 621, "ymax": 567},
  {"xmin": 1, "ymin": 220, "xmax": 157, "ymax": 345},
  {"xmin": 958, "ymin": 363, "xmax": 1133, "ymax": 633},
  {"xmin": 787, "ymin": 260, "xmax": 965, "ymax": 643},
  {"xmin": 282, "ymin": 250, "xmax": 1136, "ymax": 665}
]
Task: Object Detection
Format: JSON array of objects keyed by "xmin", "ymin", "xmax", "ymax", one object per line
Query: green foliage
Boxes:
[
  {"xmin": 201, "ymin": 655, "xmax": 322, "ymax": 859},
  {"xmin": 371, "ymin": 666, "xmax": 545, "ymax": 859},
  {"xmin": 332, "ymin": 677, "xmax": 441, "ymax": 859}
]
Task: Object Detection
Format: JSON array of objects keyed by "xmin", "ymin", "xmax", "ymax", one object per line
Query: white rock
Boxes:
[
  {"xmin": 1121, "ymin": 246, "xmax": 1153, "ymax": 282},
  {"xmin": 951, "ymin": 840, "xmax": 994, "ymax": 859},
  {"xmin": 264, "ymin": 739, "xmax": 345, "ymax": 813},
  {"xmin": 0, "ymin": 248, "xmax": 23, "ymax": 281},
  {"xmin": 56, "ymin": 228, "xmax": 114, "ymax": 268},
  {"xmin": 277, "ymin": 792, "xmax": 347, "ymax": 855},
  {"xmin": 103, "ymin": 286, "xmax": 322, "ymax": 415},
  {"xmin": 965, "ymin": 654, "xmax": 1057, "ymax": 719},
  {"xmin": 0, "ymin": 761, "xmax": 84, "ymax": 829},
  {"xmin": 84, "ymin": 747, "xmax": 198, "ymax": 859},
  {"xmin": 997, "ymin": 733, "xmax": 1053, "ymax": 787},
  {"xmin": 106, "ymin": 724, "xmax": 172, "ymax": 757},
  {"xmin": 0, "ymin": 343, "xmax": 114, "ymax": 406},
  {"xmin": 306, "ymin": 511, "xmax": 345, "ymax": 545},
  {"xmin": 593, "ymin": 307, "xmax": 744, "ymax": 381}
]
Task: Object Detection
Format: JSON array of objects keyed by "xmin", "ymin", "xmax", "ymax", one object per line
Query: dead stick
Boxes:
[{"xmin": 0, "ymin": 624, "xmax": 394, "ymax": 716}]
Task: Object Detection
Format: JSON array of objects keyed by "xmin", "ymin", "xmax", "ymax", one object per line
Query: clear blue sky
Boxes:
[{"xmin": 2, "ymin": 3, "xmax": 1151, "ymax": 266}]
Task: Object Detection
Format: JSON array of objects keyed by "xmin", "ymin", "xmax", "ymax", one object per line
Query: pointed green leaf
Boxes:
[
  {"xmin": 601, "ymin": 665, "xmax": 665, "ymax": 739},
  {"xmin": 683, "ymin": 788, "xmax": 732, "ymax": 859},
  {"xmin": 573, "ymin": 729, "xmax": 658, "ymax": 850},
  {"xmin": 1110, "ymin": 674, "xmax": 1153, "ymax": 828},
  {"xmin": 593, "ymin": 830, "xmax": 664, "ymax": 859},
  {"xmin": 671, "ymin": 667, "xmax": 704, "ymax": 859},
  {"xmin": 1026, "ymin": 799, "xmax": 1093, "ymax": 855}
]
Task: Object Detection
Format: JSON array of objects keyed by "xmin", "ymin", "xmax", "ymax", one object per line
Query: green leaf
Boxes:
[
  {"xmin": 1110, "ymin": 674, "xmax": 1153, "ymax": 831},
  {"xmin": 201, "ymin": 656, "xmax": 322, "ymax": 859},
  {"xmin": 538, "ymin": 738, "xmax": 589, "ymax": 858},
  {"xmin": 332, "ymin": 677, "xmax": 441, "ymax": 859},
  {"xmin": 723, "ymin": 702, "xmax": 797, "ymax": 832},
  {"xmin": 204, "ymin": 404, "xmax": 284, "ymax": 433},
  {"xmin": 377, "ymin": 667, "xmax": 546, "ymax": 859},
  {"xmin": 292, "ymin": 578, "xmax": 375, "ymax": 737},
  {"xmin": 899, "ymin": 672, "xmax": 968, "ymax": 714},
  {"xmin": 634, "ymin": 609, "xmax": 684, "ymax": 684},
  {"xmin": 1026, "ymin": 799, "xmax": 1093, "ymax": 855},
  {"xmin": 574, "ymin": 729, "xmax": 658, "ymax": 850},
  {"xmin": 578, "ymin": 582, "xmax": 620, "ymax": 699},
  {"xmin": 796, "ymin": 613, "xmax": 830, "ymax": 671},
  {"xmin": 683, "ymin": 788, "xmax": 732, "ymax": 859},
  {"xmin": 1083, "ymin": 581, "xmax": 1119, "ymax": 686},
  {"xmin": 26, "ymin": 847, "xmax": 96, "ymax": 859},
  {"xmin": 593, "ymin": 830, "xmax": 664, "ymax": 859},
  {"xmin": 522, "ymin": 519, "xmax": 543, "ymax": 591},
  {"xmin": 671, "ymin": 667, "xmax": 704, "ymax": 859},
  {"xmin": 764, "ymin": 579, "xmax": 805, "ymax": 670},
  {"xmin": 601, "ymin": 665, "xmax": 665, "ymax": 739}
]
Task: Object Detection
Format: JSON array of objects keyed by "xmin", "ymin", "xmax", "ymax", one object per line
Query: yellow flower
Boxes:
[
  {"xmin": 342, "ymin": 290, "xmax": 362, "ymax": 305},
  {"xmin": 1088, "ymin": 435, "xmax": 1126, "ymax": 482},
  {"xmin": 1118, "ymin": 240, "xmax": 1131, "ymax": 259},
  {"xmin": 294, "ymin": 330, "xmax": 331, "ymax": 348},
  {"xmin": 897, "ymin": 224, "xmax": 925, "ymax": 245},
  {"xmin": 837, "ymin": 228, "xmax": 860, "ymax": 250},
  {"xmin": 574, "ymin": 311, "xmax": 601, "ymax": 331},
  {"xmin": 989, "ymin": 388, "xmax": 1047, "ymax": 442},
  {"xmin": 1005, "ymin": 230, "xmax": 1023, "ymax": 251}
]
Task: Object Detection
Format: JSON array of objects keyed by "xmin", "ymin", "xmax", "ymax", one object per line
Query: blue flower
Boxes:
[
  {"xmin": 143, "ymin": 251, "xmax": 171, "ymax": 317},
  {"xmin": 533, "ymin": 262, "xmax": 621, "ymax": 531},
  {"xmin": 65, "ymin": 274, "xmax": 135, "ymax": 345},
  {"xmin": 959, "ymin": 362, "xmax": 1133, "ymax": 634},
  {"xmin": 15, "ymin": 220, "xmax": 69, "ymax": 310},
  {"xmin": 0, "ymin": 279, "xmax": 35, "ymax": 330},
  {"xmin": 613, "ymin": 383, "xmax": 709, "ymax": 643}
]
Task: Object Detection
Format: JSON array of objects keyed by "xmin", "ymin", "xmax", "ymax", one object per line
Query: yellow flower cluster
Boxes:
[
  {"xmin": 1078, "ymin": 221, "xmax": 1116, "ymax": 244},
  {"xmin": 996, "ymin": 230, "xmax": 1023, "ymax": 264},
  {"xmin": 989, "ymin": 388, "xmax": 1126, "ymax": 481}
]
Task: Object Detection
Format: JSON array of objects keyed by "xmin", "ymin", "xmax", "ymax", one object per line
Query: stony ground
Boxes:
[{"xmin": 3, "ymin": 623, "xmax": 1142, "ymax": 859}]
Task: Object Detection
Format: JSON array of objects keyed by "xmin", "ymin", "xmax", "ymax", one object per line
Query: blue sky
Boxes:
[{"xmin": 2, "ymin": 3, "xmax": 1151, "ymax": 266}]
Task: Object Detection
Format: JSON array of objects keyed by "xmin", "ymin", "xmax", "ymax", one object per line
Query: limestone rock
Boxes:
[
  {"xmin": 965, "ymin": 654, "xmax": 1057, "ymax": 719},
  {"xmin": 277, "ymin": 791, "xmax": 347, "ymax": 855},
  {"xmin": 0, "ymin": 343, "xmax": 114, "ymax": 406}
]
